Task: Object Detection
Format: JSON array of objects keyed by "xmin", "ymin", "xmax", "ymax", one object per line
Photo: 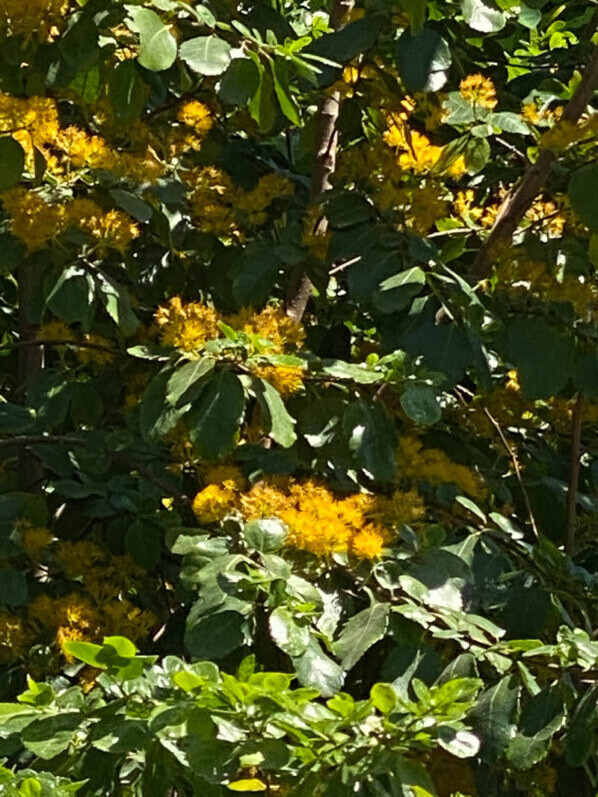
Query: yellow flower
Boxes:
[
  {"xmin": 202, "ymin": 464, "xmax": 246, "ymax": 489},
  {"xmin": 192, "ymin": 483, "xmax": 240, "ymax": 523},
  {"xmin": 459, "ymin": 74, "xmax": 498, "ymax": 109},
  {"xmin": 522, "ymin": 103, "xmax": 541, "ymax": 124},
  {"xmin": 397, "ymin": 435, "xmax": 487, "ymax": 501},
  {"xmin": 227, "ymin": 305, "xmax": 305, "ymax": 353},
  {"xmin": 0, "ymin": 612, "xmax": 27, "ymax": 663},
  {"xmin": 177, "ymin": 100, "xmax": 213, "ymax": 135},
  {"xmin": 250, "ymin": 364, "xmax": 304, "ymax": 398},
  {"xmin": 37, "ymin": 320, "xmax": 72, "ymax": 342},
  {"xmin": 57, "ymin": 540, "xmax": 106, "ymax": 580},
  {"xmin": 350, "ymin": 526, "xmax": 386, "ymax": 559},
  {"xmin": 66, "ymin": 199, "xmax": 140, "ymax": 253},
  {"xmin": 235, "ymin": 174, "xmax": 294, "ymax": 216},
  {"xmin": 155, "ymin": 296, "xmax": 221, "ymax": 351}
]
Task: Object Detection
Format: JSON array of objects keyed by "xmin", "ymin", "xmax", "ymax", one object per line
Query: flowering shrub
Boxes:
[{"xmin": 0, "ymin": 0, "xmax": 597, "ymax": 795}]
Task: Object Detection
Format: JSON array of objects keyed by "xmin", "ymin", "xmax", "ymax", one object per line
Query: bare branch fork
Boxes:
[
  {"xmin": 286, "ymin": 0, "xmax": 354, "ymax": 323},
  {"xmin": 474, "ymin": 38, "xmax": 598, "ymax": 274}
]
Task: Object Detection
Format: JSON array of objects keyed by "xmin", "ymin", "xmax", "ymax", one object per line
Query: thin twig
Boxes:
[
  {"xmin": 495, "ymin": 136, "xmax": 529, "ymax": 164},
  {"xmin": 565, "ymin": 393, "xmax": 584, "ymax": 554},
  {"xmin": 474, "ymin": 38, "xmax": 598, "ymax": 274},
  {"xmin": 0, "ymin": 338, "xmax": 121, "ymax": 355},
  {"xmin": 0, "ymin": 435, "xmax": 84, "ymax": 450},
  {"xmin": 482, "ymin": 408, "xmax": 541, "ymax": 541}
]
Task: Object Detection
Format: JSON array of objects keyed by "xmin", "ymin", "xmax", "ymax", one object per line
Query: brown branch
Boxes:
[
  {"xmin": 17, "ymin": 264, "xmax": 44, "ymax": 491},
  {"xmin": 473, "ymin": 39, "xmax": 598, "ymax": 274},
  {"xmin": 285, "ymin": 0, "xmax": 354, "ymax": 323},
  {"xmin": 0, "ymin": 434, "xmax": 84, "ymax": 450},
  {"xmin": 0, "ymin": 338, "xmax": 121, "ymax": 354},
  {"xmin": 565, "ymin": 393, "xmax": 584, "ymax": 555}
]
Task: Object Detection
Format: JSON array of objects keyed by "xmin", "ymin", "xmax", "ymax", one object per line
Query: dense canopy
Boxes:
[{"xmin": 0, "ymin": 0, "xmax": 597, "ymax": 795}]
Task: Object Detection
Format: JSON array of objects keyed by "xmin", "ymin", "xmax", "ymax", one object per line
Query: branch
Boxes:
[
  {"xmin": 0, "ymin": 338, "xmax": 121, "ymax": 354},
  {"xmin": 286, "ymin": 0, "xmax": 354, "ymax": 323},
  {"xmin": 0, "ymin": 435, "xmax": 84, "ymax": 450},
  {"xmin": 565, "ymin": 393, "xmax": 584, "ymax": 554},
  {"xmin": 473, "ymin": 39, "xmax": 598, "ymax": 274}
]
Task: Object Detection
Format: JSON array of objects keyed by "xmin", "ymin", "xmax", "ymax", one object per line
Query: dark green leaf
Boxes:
[
  {"xmin": 185, "ymin": 609, "xmax": 249, "ymax": 659},
  {"xmin": 220, "ymin": 58, "xmax": 261, "ymax": 105},
  {"xmin": 470, "ymin": 675, "xmax": 519, "ymax": 762},
  {"xmin": 400, "ymin": 385, "xmax": 441, "ymax": 426},
  {"xmin": 109, "ymin": 61, "xmax": 147, "ymax": 124},
  {"xmin": 0, "ymin": 403, "xmax": 35, "ymax": 434},
  {"xmin": 395, "ymin": 27, "xmax": 451, "ymax": 92},
  {"xmin": 0, "ymin": 138, "xmax": 24, "ymax": 190},
  {"xmin": 0, "ymin": 570, "xmax": 27, "ymax": 607},
  {"xmin": 332, "ymin": 603, "xmax": 389, "ymax": 671},
  {"xmin": 244, "ymin": 518, "xmax": 287, "ymax": 552},
  {"xmin": 569, "ymin": 162, "xmax": 598, "ymax": 233},
  {"xmin": 507, "ymin": 687, "xmax": 565, "ymax": 770},
  {"xmin": 166, "ymin": 358, "xmax": 215, "ymax": 407},
  {"xmin": 188, "ymin": 371, "xmax": 246, "ymax": 459},
  {"xmin": 506, "ymin": 318, "xmax": 573, "ymax": 399},
  {"xmin": 343, "ymin": 400, "xmax": 397, "ymax": 481},
  {"xmin": 269, "ymin": 607, "xmax": 310, "ymax": 657},
  {"xmin": 252, "ymin": 378, "xmax": 297, "ymax": 448}
]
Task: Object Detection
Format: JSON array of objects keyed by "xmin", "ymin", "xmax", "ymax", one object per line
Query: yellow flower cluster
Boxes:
[
  {"xmin": 0, "ymin": 93, "xmax": 60, "ymax": 169},
  {"xmin": 192, "ymin": 469, "xmax": 425, "ymax": 559},
  {"xmin": 155, "ymin": 297, "xmax": 221, "ymax": 351},
  {"xmin": 227, "ymin": 304, "xmax": 306, "ymax": 353},
  {"xmin": 19, "ymin": 524, "xmax": 53, "ymax": 560},
  {"xmin": 393, "ymin": 181, "xmax": 449, "ymax": 233},
  {"xmin": 177, "ymin": 100, "xmax": 213, "ymax": 135},
  {"xmin": 0, "ymin": 0, "xmax": 69, "ymax": 41},
  {"xmin": 397, "ymin": 435, "xmax": 487, "ymax": 501},
  {"xmin": 37, "ymin": 320, "xmax": 72, "ymax": 342},
  {"xmin": 184, "ymin": 167, "xmax": 293, "ymax": 240},
  {"xmin": 491, "ymin": 250, "xmax": 598, "ymax": 321},
  {"xmin": 0, "ymin": 612, "xmax": 28, "ymax": 663},
  {"xmin": 29, "ymin": 592, "xmax": 102, "ymax": 657},
  {"xmin": 539, "ymin": 115, "xmax": 598, "ymax": 153},
  {"xmin": 58, "ymin": 126, "xmax": 164, "ymax": 183},
  {"xmin": 250, "ymin": 364, "xmax": 304, "ymax": 398},
  {"xmin": 459, "ymin": 74, "xmax": 498, "ymax": 109},
  {"xmin": 1, "ymin": 189, "xmax": 140, "ymax": 253},
  {"xmin": 384, "ymin": 114, "xmax": 465, "ymax": 177}
]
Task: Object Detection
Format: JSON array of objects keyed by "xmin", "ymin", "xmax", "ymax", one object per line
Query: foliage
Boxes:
[{"xmin": 0, "ymin": 0, "xmax": 596, "ymax": 794}]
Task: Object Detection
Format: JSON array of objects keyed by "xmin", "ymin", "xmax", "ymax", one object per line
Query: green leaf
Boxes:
[
  {"xmin": 46, "ymin": 267, "xmax": 95, "ymax": 326},
  {"xmin": 127, "ymin": 8, "xmax": 177, "ymax": 71},
  {"xmin": 253, "ymin": 378, "xmax": 297, "ymax": 448},
  {"xmin": 61, "ymin": 640, "xmax": 103, "ymax": 667},
  {"xmin": 220, "ymin": 58, "xmax": 261, "ymax": 105},
  {"xmin": 400, "ymin": 385, "xmax": 441, "ymax": 426},
  {"xmin": 343, "ymin": 400, "xmax": 397, "ymax": 481},
  {"xmin": 0, "ymin": 137, "xmax": 24, "ymax": 190},
  {"xmin": 464, "ymin": 137, "xmax": 491, "ymax": 174},
  {"xmin": 332, "ymin": 603, "xmax": 389, "ymax": 671},
  {"xmin": 506, "ymin": 318, "xmax": 573, "ymax": 399},
  {"xmin": 373, "ymin": 266, "xmax": 426, "ymax": 314},
  {"xmin": 462, "ymin": 0, "xmax": 506, "ymax": 31},
  {"xmin": 271, "ymin": 59, "xmax": 300, "ymax": 125},
  {"xmin": 110, "ymin": 189, "xmax": 153, "ymax": 223},
  {"xmin": 21, "ymin": 713, "xmax": 82, "ymax": 760},
  {"xmin": 185, "ymin": 609, "xmax": 249, "ymax": 659},
  {"xmin": 125, "ymin": 520, "xmax": 162, "ymax": 569},
  {"xmin": 573, "ymin": 351, "xmax": 598, "ymax": 397},
  {"xmin": 437, "ymin": 728, "xmax": 480, "ymax": 758},
  {"xmin": 188, "ymin": 371, "xmax": 246, "ymax": 459},
  {"xmin": 507, "ymin": 687, "xmax": 565, "ymax": 770},
  {"xmin": 370, "ymin": 682, "xmax": 397, "ymax": 714},
  {"xmin": 469, "ymin": 675, "xmax": 519, "ymax": 762},
  {"xmin": 244, "ymin": 518, "xmax": 287, "ymax": 553},
  {"xmin": 292, "ymin": 639, "xmax": 345, "ymax": 697},
  {"xmin": 0, "ymin": 402, "xmax": 35, "ymax": 434},
  {"xmin": 269, "ymin": 607, "xmax": 310, "ymax": 657},
  {"xmin": 109, "ymin": 60, "xmax": 147, "ymax": 124},
  {"xmin": 568, "ymin": 162, "xmax": 598, "ymax": 232},
  {"xmin": 179, "ymin": 36, "xmax": 232, "ymax": 76},
  {"xmin": 166, "ymin": 358, "xmax": 215, "ymax": 407},
  {"xmin": 398, "ymin": 0, "xmax": 428, "ymax": 34},
  {"xmin": 0, "ymin": 570, "xmax": 27, "ymax": 606},
  {"xmin": 563, "ymin": 684, "xmax": 598, "ymax": 767},
  {"xmin": 490, "ymin": 112, "xmax": 530, "ymax": 134},
  {"xmin": 96, "ymin": 272, "xmax": 139, "ymax": 335},
  {"xmin": 395, "ymin": 27, "xmax": 451, "ymax": 93}
]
